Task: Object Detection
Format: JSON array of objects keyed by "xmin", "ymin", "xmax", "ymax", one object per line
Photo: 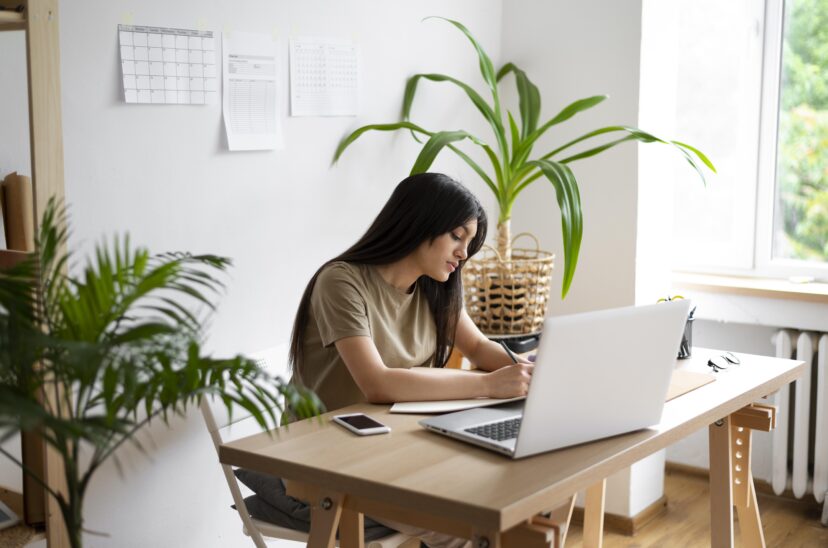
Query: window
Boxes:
[
  {"xmin": 646, "ymin": 0, "xmax": 828, "ymax": 281},
  {"xmin": 758, "ymin": 0, "xmax": 828, "ymax": 278}
]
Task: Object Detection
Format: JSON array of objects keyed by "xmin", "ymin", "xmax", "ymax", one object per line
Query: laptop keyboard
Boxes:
[{"xmin": 465, "ymin": 417, "xmax": 522, "ymax": 441}]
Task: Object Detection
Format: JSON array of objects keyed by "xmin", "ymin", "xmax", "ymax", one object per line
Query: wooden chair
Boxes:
[{"xmin": 200, "ymin": 395, "xmax": 415, "ymax": 547}]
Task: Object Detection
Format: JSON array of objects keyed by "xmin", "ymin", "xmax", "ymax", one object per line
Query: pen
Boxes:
[{"xmin": 499, "ymin": 340, "xmax": 520, "ymax": 364}]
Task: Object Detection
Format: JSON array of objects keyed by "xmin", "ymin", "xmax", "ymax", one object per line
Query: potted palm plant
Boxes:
[
  {"xmin": 0, "ymin": 199, "xmax": 322, "ymax": 548},
  {"xmin": 334, "ymin": 17, "xmax": 715, "ymax": 334}
]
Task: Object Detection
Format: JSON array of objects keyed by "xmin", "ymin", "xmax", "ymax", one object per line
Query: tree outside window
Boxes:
[{"xmin": 774, "ymin": 0, "xmax": 828, "ymax": 263}]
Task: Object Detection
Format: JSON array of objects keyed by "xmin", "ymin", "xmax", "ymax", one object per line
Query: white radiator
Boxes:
[{"xmin": 770, "ymin": 330, "xmax": 828, "ymax": 524}]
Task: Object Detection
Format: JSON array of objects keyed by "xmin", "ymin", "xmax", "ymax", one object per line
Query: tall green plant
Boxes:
[
  {"xmin": 0, "ymin": 199, "xmax": 322, "ymax": 548},
  {"xmin": 334, "ymin": 17, "xmax": 715, "ymax": 297}
]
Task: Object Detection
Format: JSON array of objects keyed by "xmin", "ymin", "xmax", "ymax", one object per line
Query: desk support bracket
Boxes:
[
  {"xmin": 710, "ymin": 403, "xmax": 776, "ymax": 548},
  {"xmin": 500, "ymin": 494, "xmax": 576, "ymax": 547},
  {"xmin": 309, "ymin": 491, "xmax": 344, "ymax": 548},
  {"xmin": 285, "ymin": 481, "xmax": 351, "ymax": 548}
]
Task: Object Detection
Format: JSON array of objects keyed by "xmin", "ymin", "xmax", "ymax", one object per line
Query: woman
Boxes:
[
  {"xmin": 289, "ymin": 172, "xmax": 533, "ymax": 410},
  {"xmin": 287, "ymin": 172, "xmax": 532, "ymax": 548}
]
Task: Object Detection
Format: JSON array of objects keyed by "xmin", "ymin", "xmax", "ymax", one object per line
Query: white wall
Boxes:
[
  {"xmin": 0, "ymin": 28, "xmax": 29, "ymax": 494},
  {"xmin": 637, "ymin": 0, "xmax": 679, "ymax": 305},
  {"xmin": 501, "ymin": 0, "xmax": 656, "ymax": 517},
  {"xmin": 1, "ymin": 1, "xmax": 503, "ymax": 545},
  {"xmin": 0, "ymin": 30, "xmax": 30, "ymax": 177},
  {"xmin": 502, "ymin": 0, "xmax": 643, "ymax": 314}
]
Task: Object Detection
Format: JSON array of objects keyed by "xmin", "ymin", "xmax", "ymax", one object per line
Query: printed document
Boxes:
[
  {"xmin": 289, "ymin": 38, "xmax": 358, "ymax": 116},
  {"xmin": 222, "ymin": 32, "xmax": 283, "ymax": 151}
]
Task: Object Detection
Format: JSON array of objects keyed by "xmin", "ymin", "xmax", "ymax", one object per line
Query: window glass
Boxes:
[
  {"xmin": 669, "ymin": 0, "xmax": 765, "ymax": 270},
  {"xmin": 772, "ymin": 0, "xmax": 828, "ymax": 264}
]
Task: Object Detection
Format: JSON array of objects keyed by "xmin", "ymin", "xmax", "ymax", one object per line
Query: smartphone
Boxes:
[{"xmin": 332, "ymin": 413, "xmax": 391, "ymax": 436}]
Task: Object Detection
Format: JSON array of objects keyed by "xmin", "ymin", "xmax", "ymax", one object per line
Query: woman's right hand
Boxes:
[{"xmin": 484, "ymin": 362, "xmax": 534, "ymax": 398}]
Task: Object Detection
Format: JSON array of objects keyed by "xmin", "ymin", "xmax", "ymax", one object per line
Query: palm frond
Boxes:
[{"xmin": 0, "ymin": 197, "xmax": 324, "ymax": 548}]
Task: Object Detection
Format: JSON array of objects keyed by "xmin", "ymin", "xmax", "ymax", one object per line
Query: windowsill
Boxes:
[{"xmin": 672, "ymin": 271, "xmax": 828, "ymax": 304}]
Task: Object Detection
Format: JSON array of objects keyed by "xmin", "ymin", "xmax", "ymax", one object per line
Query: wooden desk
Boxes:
[{"xmin": 219, "ymin": 349, "xmax": 804, "ymax": 548}]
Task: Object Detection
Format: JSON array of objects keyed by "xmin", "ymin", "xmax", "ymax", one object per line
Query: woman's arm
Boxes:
[
  {"xmin": 334, "ymin": 335, "xmax": 532, "ymax": 403},
  {"xmin": 453, "ymin": 309, "xmax": 531, "ymax": 372}
]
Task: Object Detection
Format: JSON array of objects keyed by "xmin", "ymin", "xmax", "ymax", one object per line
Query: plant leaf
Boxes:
[
  {"xmin": 548, "ymin": 126, "xmax": 714, "ymax": 186},
  {"xmin": 424, "ymin": 17, "xmax": 498, "ymax": 98},
  {"xmin": 444, "ymin": 144, "xmax": 499, "ymax": 197},
  {"xmin": 558, "ymin": 135, "xmax": 638, "ymax": 163},
  {"xmin": 544, "ymin": 125, "xmax": 660, "ymax": 160},
  {"xmin": 401, "ymin": 72, "xmax": 507, "ymax": 158},
  {"xmin": 402, "ymin": 73, "xmax": 497, "ymax": 127},
  {"xmin": 514, "ymin": 95, "xmax": 608, "ymax": 166},
  {"xmin": 333, "ymin": 122, "xmax": 432, "ymax": 164},
  {"xmin": 497, "ymin": 63, "xmax": 541, "ymax": 139},
  {"xmin": 525, "ymin": 160, "xmax": 583, "ymax": 298},
  {"xmin": 507, "ymin": 111, "xmax": 520, "ymax": 169},
  {"xmin": 410, "ymin": 130, "xmax": 484, "ymax": 175},
  {"xmin": 671, "ymin": 140, "xmax": 717, "ymax": 173}
]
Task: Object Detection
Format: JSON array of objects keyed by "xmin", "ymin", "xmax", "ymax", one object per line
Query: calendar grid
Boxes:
[
  {"xmin": 289, "ymin": 38, "xmax": 358, "ymax": 116},
  {"xmin": 119, "ymin": 24, "xmax": 218, "ymax": 105}
]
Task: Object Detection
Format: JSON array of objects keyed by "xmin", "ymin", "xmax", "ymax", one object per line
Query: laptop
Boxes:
[{"xmin": 419, "ymin": 300, "xmax": 690, "ymax": 458}]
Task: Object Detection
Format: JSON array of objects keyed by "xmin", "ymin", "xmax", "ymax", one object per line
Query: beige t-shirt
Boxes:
[{"xmin": 293, "ymin": 261, "xmax": 437, "ymax": 411}]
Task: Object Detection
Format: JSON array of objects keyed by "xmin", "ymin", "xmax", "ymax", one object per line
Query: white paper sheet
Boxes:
[
  {"xmin": 119, "ymin": 24, "xmax": 217, "ymax": 105},
  {"xmin": 222, "ymin": 32, "xmax": 283, "ymax": 151},
  {"xmin": 389, "ymin": 396, "xmax": 525, "ymax": 414},
  {"xmin": 289, "ymin": 38, "xmax": 358, "ymax": 116}
]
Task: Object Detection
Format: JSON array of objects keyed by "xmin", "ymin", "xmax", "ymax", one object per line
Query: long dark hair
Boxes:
[{"xmin": 289, "ymin": 172, "xmax": 488, "ymax": 377}]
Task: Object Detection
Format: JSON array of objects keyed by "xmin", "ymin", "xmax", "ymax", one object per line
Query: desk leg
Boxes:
[
  {"xmin": 709, "ymin": 417, "xmax": 734, "ymax": 548},
  {"xmin": 735, "ymin": 479, "xmax": 765, "ymax": 547},
  {"xmin": 583, "ymin": 479, "xmax": 606, "ymax": 548},
  {"xmin": 309, "ymin": 492, "xmax": 344, "ymax": 548},
  {"xmin": 340, "ymin": 507, "xmax": 365, "ymax": 548},
  {"xmin": 731, "ymin": 405, "xmax": 776, "ymax": 548},
  {"xmin": 541, "ymin": 495, "xmax": 576, "ymax": 546}
]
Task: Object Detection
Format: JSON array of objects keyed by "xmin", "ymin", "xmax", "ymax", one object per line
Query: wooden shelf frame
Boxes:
[{"xmin": 1, "ymin": 1, "xmax": 68, "ymax": 546}]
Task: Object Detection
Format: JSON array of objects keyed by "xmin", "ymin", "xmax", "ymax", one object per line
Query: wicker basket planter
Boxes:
[{"xmin": 462, "ymin": 234, "xmax": 555, "ymax": 336}]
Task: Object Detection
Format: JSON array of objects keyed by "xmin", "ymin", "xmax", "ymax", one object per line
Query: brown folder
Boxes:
[
  {"xmin": 666, "ymin": 369, "xmax": 716, "ymax": 402},
  {"xmin": 2, "ymin": 172, "xmax": 35, "ymax": 251}
]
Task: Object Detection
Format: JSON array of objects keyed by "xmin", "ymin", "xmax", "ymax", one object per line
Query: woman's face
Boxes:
[{"xmin": 413, "ymin": 219, "xmax": 478, "ymax": 282}]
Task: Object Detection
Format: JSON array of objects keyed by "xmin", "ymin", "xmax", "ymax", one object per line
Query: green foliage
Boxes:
[
  {"xmin": 0, "ymin": 199, "xmax": 323, "ymax": 548},
  {"xmin": 777, "ymin": 106, "xmax": 828, "ymax": 259},
  {"xmin": 776, "ymin": 0, "xmax": 828, "ymax": 261},
  {"xmin": 781, "ymin": 0, "xmax": 828, "ymax": 111},
  {"xmin": 333, "ymin": 17, "xmax": 714, "ymax": 298}
]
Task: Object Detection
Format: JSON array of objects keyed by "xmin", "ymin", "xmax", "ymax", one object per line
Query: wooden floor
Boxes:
[{"xmin": 565, "ymin": 468, "xmax": 828, "ymax": 547}]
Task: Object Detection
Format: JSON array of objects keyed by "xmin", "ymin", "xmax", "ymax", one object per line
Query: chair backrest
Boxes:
[
  {"xmin": 201, "ymin": 396, "xmax": 268, "ymax": 548},
  {"xmin": 202, "ymin": 346, "xmax": 416, "ymax": 548},
  {"xmin": 201, "ymin": 345, "xmax": 296, "ymax": 548}
]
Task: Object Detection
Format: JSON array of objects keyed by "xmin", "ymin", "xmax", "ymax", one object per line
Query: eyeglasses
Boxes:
[{"xmin": 707, "ymin": 351, "xmax": 741, "ymax": 372}]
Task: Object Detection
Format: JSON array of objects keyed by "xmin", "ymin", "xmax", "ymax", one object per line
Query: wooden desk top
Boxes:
[{"xmin": 219, "ymin": 348, "xmax": 804, "ymax": 533}]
